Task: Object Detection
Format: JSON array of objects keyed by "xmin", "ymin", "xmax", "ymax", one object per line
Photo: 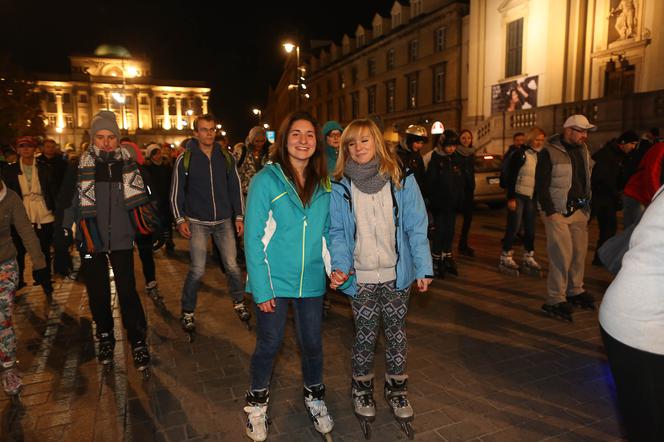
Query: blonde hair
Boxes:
[
  {"xmin": 526, "ymin": 127, "xmax": 546, "ymax": 146},
  {"xmin": 333, "ymin": 119, "xmax": 403, "ymax": 188}
]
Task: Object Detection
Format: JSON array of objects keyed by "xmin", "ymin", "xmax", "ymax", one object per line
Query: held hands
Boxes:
[
  {"xmin": 417, "ymin": 278, "xmax": 433, "ymax": 292},
  {"xmin": 507, "ymin": 199, "xmax": 517, "ymax": 211},
  {"xmin": 329, "ymin": 269, "xmax": 349, "ymax": 289},
  {"xmin": 177, "ymin": 221, "xmax": 191, "ymax": 239},
  {"xmin": 257, "ymin": 299, "xmax": 276, "ymax": 313}
]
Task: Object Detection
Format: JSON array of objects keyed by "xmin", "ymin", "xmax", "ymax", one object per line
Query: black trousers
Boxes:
[
  {"xmin": 432, "ymin": 210, "xmax": 457, "ymax": 255},
  {"xmin": 600, "ymin": 326, "xmax": 664, "ymax": 441},
  {"xmin": 458, "ymin": 191, "xmax": 474, "ymax": 248},
  {"xmin": 135, "ymin": 233, "xmax": 156, "ymax": 285},
  {"xmin": 593, "ymin": 197, "xmax": 618, "ymax": 251},
  {"xmin": 82, "ymin": 249, "xmax": 147, "ymax": 344},
  {"xmin": 12, "ymin": 222, "xmax": 53, "ymax": 283}
]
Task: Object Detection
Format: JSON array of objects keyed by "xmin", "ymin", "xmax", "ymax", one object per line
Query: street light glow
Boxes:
[
  {"xmin": 221, "ymin": 131, "xmax": 227, "ymax": 136},
  {"xmin": 252, "ymin": 108, "xmax": 261, "ymax": 115},
  {"xmin": 112, "ymin": 92, "xmax": 125, "ymax": 104},
  {"xmin": 186, "ymin": 109, "xmax": 194, "ymax": 116},
  {"xmin": 263, "ymin": 124, "xmax": 269, "ymax": 129},
  {"xmin": 216, "ymin": 124, "xmax": 222, "ymax": 129},
  {"xmin": 55, "ymin": 127, "xmax": 63, "ymax": 133},
  {"xmin": 126, "ymin": 66, "xmax": 139, "ymax": 77},
  {"xmin": 283, "ymin": 42, "xmax": 295, "ymax": 53}
]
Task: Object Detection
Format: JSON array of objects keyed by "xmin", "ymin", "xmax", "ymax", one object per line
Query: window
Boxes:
[
  {"xmin": 386, "ymin": 80, "xmax": 396, "ymax": 113},
  {"xmin": 367, "ymin": 86, "xmax": 376, "ymax": 114},
  {"xmin": 339, "ymin": 72, "xmax": 346, "ymax": 89},
  {"xmin": 156, "ymin": 97, "xmax": 163, "ymax": 107},
  {"xmin": 327, "ymin": 100, "xmax": 333, "ymax": 120},
  {"xmin": 412, "ymin": 0, "xmax": 422, "ymax": 17},
  {"xmin": 368, "ymin": 58, "xmax": 376, "ymax": 78},
  {"xmin": 97, "ymin": 94, "xmax": 105, "ymax": 105},
  {"xmin": 387, "ymin": 48, "xmax": 395, "ymax": 70},
  {"xmin": 125, "ymin": 96, "xmax": 133, "ymax": 106},
  {"xmin": 392, "ymin": 12, "xmax": 401, "ymax": 28},
  {"xmin": 338, "ymin": 96, "xmax": 345, "ymax": 121},
  {"xmin": 79, "ymin": 93, "xmax": 88, "ymax": 104},
  {"xmin": 65, "ymin": 115, "xmax": 74, "ymax": 128},
  {"xmin": 433, "ymin": 63, "xmax": 445, "ymax": 103},
  {"xmin": 407, "ymin": 73, "xmax": 418, "ymax": 109},
  {"xmin": 140, "ymin": 96, "xmax": 148, "ymax": 105},
  {"xmin": 435, "ymin": 27, "xmax": 446, "ymax": 52},
  {"xmin": 358, "ymin": 34, "xmax": 365, "ymax": 47},
  {"xmin": 408, "ymin": 40, "xmax": 418, "ymax": 62},
  {"xmin": 327, "ymin": 78, "xmax": 333, "ymax": 94},
  {"xmin": 48, "ymin": 115, "xmax": 57, "ymax": 126},
  {"xmin": 156, "ymin": 116, "xmax": 164, "ymax": 128},
  {"xmin": 351, "ymin": 92, "xmax": 359, "ymax": 119},
  {"xmin": 351, "ymin": 66, "xmax": 358, "ymax": 85},
  {"xmin": 48, "ymin": 93, "xmax": 55, "ymax": 103},
  {"xmin": 63, "ymin": 93, "xmax": 71, "ymax": 104},
  {"xmin": 505, "ymin": 18, "xmax": 524, "ymax": 78}
]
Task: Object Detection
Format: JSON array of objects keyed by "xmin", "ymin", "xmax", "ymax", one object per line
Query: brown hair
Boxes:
[
  {"xmin": 334, "ymin": 118, "xmax": 403, "ymax": 188},
  {"xmin": 270, "ymin": 111, "xmax": 327, "ymax": 206},
  {"xmin": 458, "ymin": 129, "xmax": 473, "ymax": 146},
  {"xmin": 194, "ymin": 113, "xmax": 216, "ymax": 131}
]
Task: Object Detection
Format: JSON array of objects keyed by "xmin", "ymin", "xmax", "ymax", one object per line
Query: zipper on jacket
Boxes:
[
  {"xmin": 299, "ymin": 218, "xmax": 308, "ymax": 297},
  {"xmin": 209, "ymin": 157, "xmax": 217, "ymax": 219},
  {"xmin": 108, "ymin": 163, "xmax": 113, "ymax": 248}
]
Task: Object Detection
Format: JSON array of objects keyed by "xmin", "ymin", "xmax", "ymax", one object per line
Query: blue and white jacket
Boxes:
[
  {"xmin": 170, "ymin": 139, "xmax": 244, "ymax": 225},
  {"xmin": 244, "ymin": 163, "xmax": 331, "ymax": 304},
  {"xmin": 329, "ymin": 173, "xmax": 433, "ymax": 296}
]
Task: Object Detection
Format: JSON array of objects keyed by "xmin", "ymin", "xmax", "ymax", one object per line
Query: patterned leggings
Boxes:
[
  {"xmin": 351, "ymin": 280, "xmax": 410, "ymax": 378},
  {"xmin": 0, "ymin": 259, "xmax": 19, "ymax": 368}
]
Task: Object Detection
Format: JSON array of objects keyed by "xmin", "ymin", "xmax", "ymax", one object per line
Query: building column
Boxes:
[
  {"xmin": 136, "ymin": 92, "xmax": 142, "ymax": 129},
  {"xmin": 202, "ymin": 96, "xmax": 208, "ymax": 114},
  {"xmin": 163, "ymin": 95, "xmax": 171, "ymax": 130},
  {"xmin": 176, "ymin": 96, "xmax": 183, "ymax": 129},
  {"xmin": 55, "ymin": 92, "xmax": 64, "ymax": 129}
]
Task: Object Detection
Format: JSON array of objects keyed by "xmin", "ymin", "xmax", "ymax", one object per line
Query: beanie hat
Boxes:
[
  {"xmin": 145, "ymin": 143, "xmax": 161, "ymax": 159},
  {"xmin": 16, "ymin": 136, "xmax": 38, "ymax": 148},
  {"xmin": 440, "ymin": 129, "xmax": 459, "ymax": 147},
  {"xmin": 321, "ymin": 121, "xmax": 343, "ymax": 137},
  {"xmin": 90, "ymin": 110, "xmax": 120, "ymax": 142},
  {"xmin": 618, "ymin": 130, "xmax": 639, "ymax": 145}
]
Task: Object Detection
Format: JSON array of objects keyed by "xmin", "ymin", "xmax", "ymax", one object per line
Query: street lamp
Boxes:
[
  {"xmin": 252, "ymin": 108, "xmax": 262, "ymax": 124},
  {"xmin": 283, "ymin": 42, "xmax": 301, "ymax": 109},
  {"xmin": 263, "ymin": 123, "xmax": 270, "ymax": 129}
]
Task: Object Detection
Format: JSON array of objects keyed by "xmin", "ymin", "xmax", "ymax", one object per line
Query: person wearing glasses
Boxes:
[{"xmin": 535, "ymin": 114, "xmax": 596, "ymax": 321}]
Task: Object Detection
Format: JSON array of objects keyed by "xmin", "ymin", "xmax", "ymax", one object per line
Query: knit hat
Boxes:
[
  {"xmin": 90, "ymin": 110, "xmax": 120, "ymax": 142},
  {"xmin": 618, "ymin": 130, "xmax": 639, "ymax": 145},
  {"xmin": 145, "ymin": 143, "xmax": 161, "ymax": 159},
  {"xmin": 321, "ymin": 121, "xmax": 343, "ymax": 137}
]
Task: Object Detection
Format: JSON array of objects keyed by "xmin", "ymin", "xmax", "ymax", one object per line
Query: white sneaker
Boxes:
[
  {"xmin": 304, "ymin": 395, "xmax": 334, "ymax": 434},
  {"xmin": 523, "ymin": 251, "xmax": 541, "ymax": 270},
  {"xmin": 244, "ymin": 403, "xmax": 268, "ymax": 441},
  {"xmin": 500, "ymin": 250, "xmax": 519, "ymax": 269}
]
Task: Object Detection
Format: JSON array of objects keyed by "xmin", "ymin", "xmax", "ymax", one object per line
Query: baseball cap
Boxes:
[
  {"xmin": 563, "ymin": 114, "xmax": 597, "ymax": 132},
  {"xmin": 16, "ymin": 136, "xmax": 38, "ymax": 147}
]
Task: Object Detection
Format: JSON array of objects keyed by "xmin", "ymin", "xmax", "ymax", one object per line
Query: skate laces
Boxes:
[{"xmin": 2, "ymin": 368, "xmax": 22, "ymax": 394}]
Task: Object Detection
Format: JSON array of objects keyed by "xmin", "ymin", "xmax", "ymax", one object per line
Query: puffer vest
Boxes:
[
  {"xmin": 544, "ymin": 134, "xmax": 593, "ymax": 214},
  {"xmin": 515, "ymin": 149, "xmax": 538, "ymax": 198}
]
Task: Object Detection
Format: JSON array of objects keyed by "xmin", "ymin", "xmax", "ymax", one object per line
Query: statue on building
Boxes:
[{"xmin": 610, "ymin": 0, "xmax": 637, "ymax": 40}]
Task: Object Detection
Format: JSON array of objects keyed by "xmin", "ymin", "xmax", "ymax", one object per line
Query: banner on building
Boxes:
[{"xmin": 491, "ymin": 75, "xmax": 539, "ymax": 114}]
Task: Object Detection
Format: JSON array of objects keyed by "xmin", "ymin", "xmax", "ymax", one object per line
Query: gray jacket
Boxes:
[{"xmin": 0, "ymin": 182, "xmax": 46, "ymax": 268}]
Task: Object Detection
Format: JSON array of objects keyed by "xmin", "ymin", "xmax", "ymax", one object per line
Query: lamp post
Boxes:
[
  {"xmin": 252, "ymin": 108, "xmax": 262, "ymax": 124},
  {"xmin": 283, "ymin": 42, "xmax": 300, "ymax": 109}
]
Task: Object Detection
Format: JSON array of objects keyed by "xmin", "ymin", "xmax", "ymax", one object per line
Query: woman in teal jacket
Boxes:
[
  {"xmin": 328, "ymin": 118, "xmax": 432, "ymax": 437},
  {"xmin": 242, "ymin": 112, "xmax": 333, "ymax": 442}
]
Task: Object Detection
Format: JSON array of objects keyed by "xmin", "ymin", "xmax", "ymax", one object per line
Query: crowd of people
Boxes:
[{"xmin": 0, "ymin": 109, "xmax": 662, "ymax": 441}]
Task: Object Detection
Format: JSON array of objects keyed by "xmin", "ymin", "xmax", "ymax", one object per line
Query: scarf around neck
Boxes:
[
  {"xmin": 77, "ymin": 145, "xmax": 149, "ymax": 219},
  {"xmin": 344, "ymin": 157, "xmax": 388, "ymax": 194}
]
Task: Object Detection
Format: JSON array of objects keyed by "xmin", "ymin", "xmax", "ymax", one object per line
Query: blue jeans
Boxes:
[
  {"xmin": 250, "ymin": 296, "xmax": 324, "ymax": 391},
  {"xmin": 503, "ymin": 194, "xmax": 536, "ymax": 252},
  {"xmin": 181, "ymin": 220, "xmax": 244, "ymax": 312}
]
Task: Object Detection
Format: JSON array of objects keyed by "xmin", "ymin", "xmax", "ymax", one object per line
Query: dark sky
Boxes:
[{"xmin": 1, "ymin": 0, "xmax": 397, "ymax": 142}]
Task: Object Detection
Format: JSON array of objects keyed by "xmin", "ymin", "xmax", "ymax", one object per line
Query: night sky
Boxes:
[{"xmin": 1, "ymin": 0, "xmax": 397, "ymax": 142}]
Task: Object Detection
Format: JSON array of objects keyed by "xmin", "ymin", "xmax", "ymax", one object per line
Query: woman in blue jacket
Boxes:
[
  {"xmin": 242, "ymin": 111, "xmax": 333, "ymax": 442},
  {"xmin": 329, "ymin": 118, "xmax": 432, "ymax": 437}
]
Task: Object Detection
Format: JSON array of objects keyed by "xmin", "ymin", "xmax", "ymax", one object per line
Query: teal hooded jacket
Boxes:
[{"xmin": 244, "ymin": 162, "xmax": 331, "ymax": 304}]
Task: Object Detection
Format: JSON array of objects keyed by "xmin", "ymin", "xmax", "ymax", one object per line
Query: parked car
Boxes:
[{"xmin": 474, "ymin": 154, "xmax": 505, "ymax": 208}]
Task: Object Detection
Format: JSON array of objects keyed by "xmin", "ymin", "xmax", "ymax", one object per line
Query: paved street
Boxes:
[{"xmin": 1, "ymin": 207, "xmax": 623, "ymax": 441}]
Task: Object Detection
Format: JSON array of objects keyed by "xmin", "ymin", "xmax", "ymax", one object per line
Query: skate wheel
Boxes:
[
  {"xmin": 141, "ymin": 368, "xmax": 151, "ymax": 380},
  {"xmin": 360, "ymin": 419, "xmax": 372, "ymax": 439},
  {"xmin": 185, "ymin": 332, "xmax": 195, "ymax": 343},
  {"xmin": 401, "ymin": 421, "xmax": 414, "ymax": 440}
]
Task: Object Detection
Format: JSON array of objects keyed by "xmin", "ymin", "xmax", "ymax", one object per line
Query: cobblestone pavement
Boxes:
[{"xmin": 1, "ymin": 207, "xmax": 624, "ymax": 441}]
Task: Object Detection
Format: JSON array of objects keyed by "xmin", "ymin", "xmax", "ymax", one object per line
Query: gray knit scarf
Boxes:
[
  {"xmin": 456, "ymin": 144, "xmax": 475, "ymax": 157},
  {"xmin": 344, "ymin": 157, "xmax": 388, "ymax": 194}
]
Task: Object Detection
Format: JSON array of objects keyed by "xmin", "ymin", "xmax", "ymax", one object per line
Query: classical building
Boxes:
[
  {"xmin": 265, "ymin": 0, "xmax": 469, "ymax": 145},
  {"xmin": 466, "ymin": 0, "xmax": 664, "ymax": 153},
  {"xmin": 36, "ymin": 45, "xmax": 211, "ymax": 148}
]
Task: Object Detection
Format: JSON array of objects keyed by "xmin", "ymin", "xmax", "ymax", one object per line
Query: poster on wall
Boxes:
[{"xmin": 491, "ymin": 75, "xmax": 539, "ymax": 114}]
